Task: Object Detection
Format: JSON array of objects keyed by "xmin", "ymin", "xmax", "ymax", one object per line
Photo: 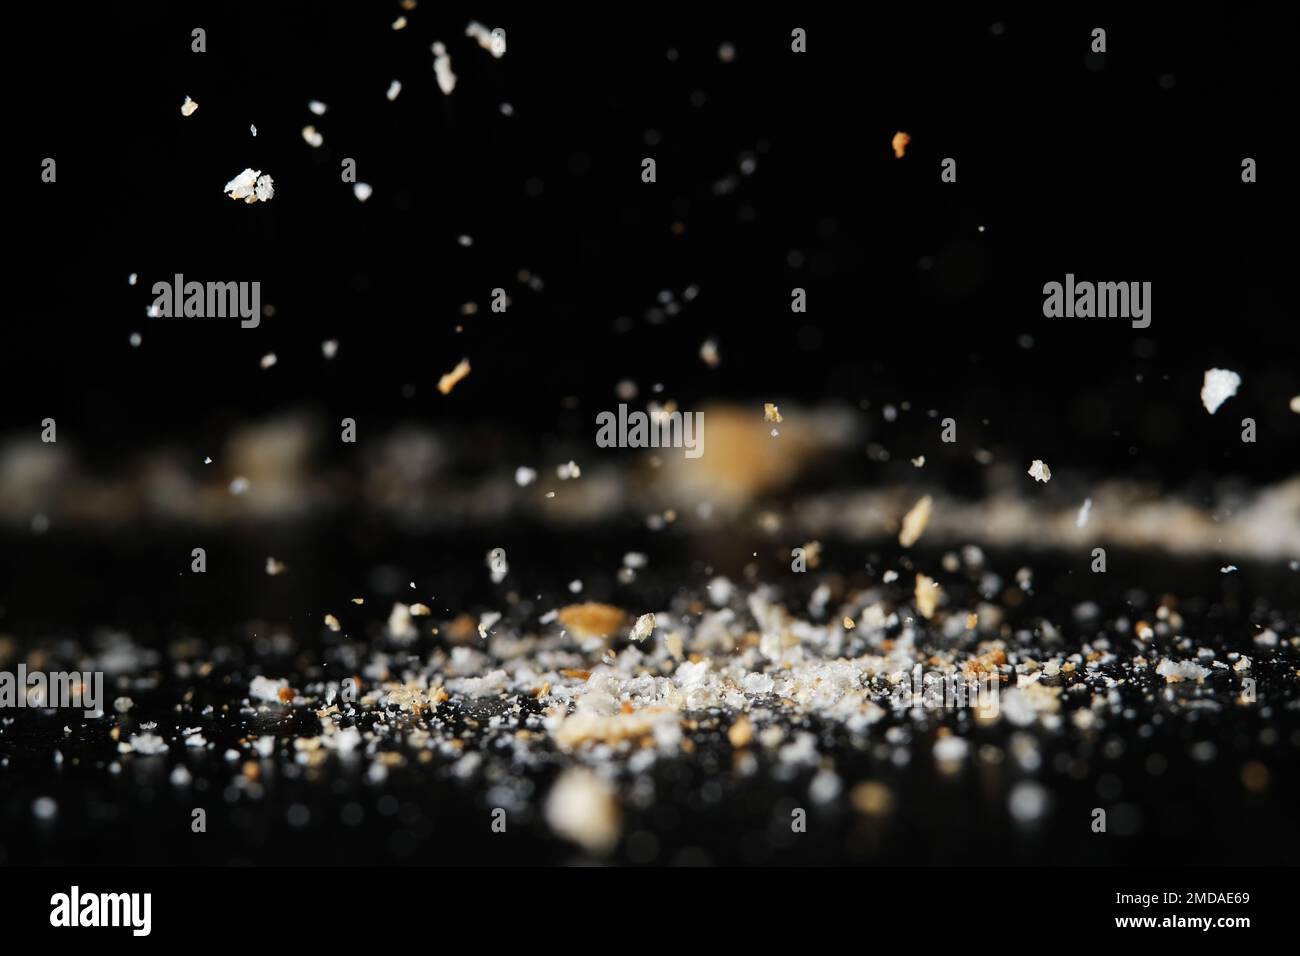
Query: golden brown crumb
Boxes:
[
  {"xmin": 842, "ymin": 615, "xmax": 856, "ymax": 630},
  {"xmin": 438, "ymin": 358, "xmax": 471, "ymax": 395},
  {"xmin": 323, "ymin": 614, "xmax": 341, "ymax": 632},
  {"xmin": 763, "ymin": 402, "xmax": 783, "ymax": 423},
  {"xmin": 728, "ymin": 715, "xmax": 754, "ymax": 748},
  {"xmin": 557, "ymin": 603, "xmax": 629, "ymax": 639},
  {"xmin": 891, "ymin": 131, "xmax": 911, "ymax": 159}
]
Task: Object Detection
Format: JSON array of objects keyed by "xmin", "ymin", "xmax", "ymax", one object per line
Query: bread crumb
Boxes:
[
  {"xmin": 557, "ymin": 603, "xmax": 628, "ymax": 639},
  {"xmin": 1201, "ymin": 368, "xmax": 1241, "ymax": 414},
  {"xmin": 915, "ymin": 573, "xmax": 940, "ymax": 619},
  {"xmin": 1028, "ymin": 459, "xmax": 1052, "ymax": 483},
  {"xmin": 545, "ymin": 768, "xmax": 621, "ymax": 854},
  {"xmin": 898, "ymin": 495, "xmax": 933, "ymax": 548},
  {"xmin": 891, "ymin": 131, "xmax": 911, "ymax": 158},
  {"xmin": 728, "ymin": 715, "xmax": 753, "ymax": 748},
  {"xmin": 630, "ymin": 612, "xmax": 656, "ymax": 643},
  {"xmin": 763, "ymin": 402, "xmax": 783, "ymax": 423},
  {"xmin": 432, "ymin": 42, "xmax": 457, "ymax": 94},
  {"xmin": 180, "ymin": 96, "xmax": 198, "ymax": 117},
  {"xmin": 438, "ymin": 358, "xmax": 471, "ymax": 395}
]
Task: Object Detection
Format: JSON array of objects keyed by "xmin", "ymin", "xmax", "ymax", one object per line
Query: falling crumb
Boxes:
[
  {"xmin": 260, "ymin": 353, "xmax": 277, "ymax": 370},
  {"xmin": 391, "ymin": 15, "xmax": 407, "ymax": 30},
  {"xmin": 898, "ymin": 495, "xmax": 933, "ymax": 548},
  {"xmin": 321, "ymin": 339, "xmax": 339, "ymax": 359},
  {"xmin": 223, "ymin": 168, "xmax": 274, "ymax": 203},
  {"xmin": 1290, "ymin": 395, "xmax": 1300, "ymax": 414},
  {"xmin": 630, "ymin": 612, "xmax": 656, "ymax": 643},
  {"xmin": 717, "ymin": 42, "xmax": 736, "ymax": 63},
  {"xmin": 229, "ymin": 476, "xmax": 250, "ymax": 495},
  {"xmin": 264, "ymin": 557, "xmax": 287, "ymax": 576},
  {"xmin": 432, "ymin": 42, "xmax": 457, "ymax": 95},
  {"xmin": 250, "ymin": 124, "xmax": 257, "ymax": 137},
  {"xmin": 180, "ymin": 96, "xmax": 198, "ymax": 117},
  {"xmin": 545, "ymin": 768, "xmax": 621, "ymax": 855},
  {"xmin": 915, "ymin": 573, "xmax": 940, "ymax": 619},
  {"xmin": 1028, "ymin": 459, "xmax": 1052, "ymax": 483},
  {"xmin": 465, "ymin": 21, "xmax": 505, "ymax": 58},
  {"xmin": 353, "ymin": 182, "xmax": 373, "ymax": 202},
  {"xmin": 323, "ymin": 614, "xmax": 341, "ymax": 632},
  {"xmin": 437, "ymin": 358, "xmax": 471, "ymax": 395},
  {"xmin": 891, "ymin": 131, "xmax": 911, "ymax": 159},
  {"xmin": 557, "ymin": 460, "xmax": 581, "ymax": 480},
  {"xmin": 557, "ymin": 603, "xmax": 628, "ymax": 639},
  {"xmin": 728, "ymin": 716, "xmax": 753, "ymax": 749},
  {"xmin": 1220, "ymin": 565, "xmax": 1238, "ymax": 574},
  {"xmin": 1201, "ymin": 368, "xmax": 1241, "ymax": 414},
  {"xmin": 129, "ymin": 332, "xmax": 142, "ymax": 348},
  {"xmin": 850, "ymin": 781, "xmax": 894, "ymax": 817},
  {"xmin": 302, "ymin": 125, "xmax": 324, "ymax": 148},
  {"xmin": 763, "ymin": 403, "xmax": 783, "ymax": 423},
  {"xmin": 911, "ymin": 455, "xmax": 926, "ymax": 468},
  {"xmin": 1076, "ymin": 497, "xmax": 1092, "ymax": 529},
  {"xmin": 514, "ymin": 466, "xmax": 537, "ymax": 487},
  {"xmin": 386, "ymin": 80, "xmax": 402, "ymax": 101},
  {"xmin": 700, "ymin": 338, "xmax": 720, "ymax": 368}
]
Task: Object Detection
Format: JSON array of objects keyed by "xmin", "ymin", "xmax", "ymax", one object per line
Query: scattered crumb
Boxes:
[
  {"xmin": 630, "ymin": 612, "xmax": 656, "ymax": 643},
  {"xmin": 180, "ymin": 96, "xmax": 198, "ymax": 117},
  {"xmin": 386, "ymin": 80, "xmax": 402, "ymax": 101},
  {"xmin": 1028, "ymin": 459, "xmax": 1052, "ymax": 483},
  {"xmin": 557, "ymin": 603, "xmax": 628, "ymax": 639},
  {"xmin": 914, "ymin": 573, "xmax": 940, "ymax": 619},
  {"xmin": 432, "ymin": 42, "xmax": 457, "ymax": 95},
  {"xmin": 223, "ymin": 168, "xmax": 274, "ymax": 203},
  {"xmin": 1201, "ymin": 368, "xmax": 1241, "ymax": 414},
  {"xmin": 438, "ymin": 358, "xmax": 471, "ymax": 395},
  {"xmin": 545, "ymin": 768, "xmax": 620, "ymax": 854},
  {"xmin": 898, "ymin": 495, "xmax": 933, "ymax": 548},
  {"xmin": 763, "ymin": 403, "xmax": 783, "ymax": 423},
  {"xmin": 265, "ymin": 557, "xmax": 287, "ymax": 576},
  {"xmin": 891, "ymin": 131, "xmax": 911, "ymax": 159}
]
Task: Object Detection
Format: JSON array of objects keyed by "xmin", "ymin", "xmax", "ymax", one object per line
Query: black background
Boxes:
[{"xmin": 6, "ymin": 2, "xmax": 1297, "ymax": 482}]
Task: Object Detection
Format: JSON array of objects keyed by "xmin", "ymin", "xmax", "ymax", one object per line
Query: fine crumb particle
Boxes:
[
  {"xmin": 850, "ymin": 781, "xmax": 894, "ymax": 817},
  {"xmin": 249, "ymin": 675, "xmax": 290, "ymax": 703},
  {"xmin": 545, "ymin": 768, "xmax": 621, "ymax": 855},
  {"xmin": 308, "ymin": 100, "xmax": 328, "ymax": 116},
  {"xmin": 557, "ymin": 603, "xmax": 628, "ymax": 639},
  {"xmin": 911, "ymin": 455, "xmax": 926, "ymax": 468},
  {"xmin": 915, "ymin": 573, "xmax": 940, "ymax": 619},
  {"xmin": 1201, "ymin": 368, "xmax": 1241, "ymax": 414},
  {"xmin": 260, "ymin": 353, "xmax": 277, "ymax": 370},
  {"xmin": 891, "ymin": 131, "xmax": 911, "ymax": 159},
  {"xmin": 302, "ymin": 125, "xmax": 324, "ymax": 148},
  {"xmin": 321, "ymin": 339, "xmax": 339, "ymax": 359},
  {"xmin": 323, "ymin": 614, "xmax": 341, "ymax": 632},
  {"xmin": 180, "ymin": 96, "xmax": 198, "ymax": 117},
  {"xmin": 898, "ymin": 494, "xmax": 933, "ymax": 548},
  {"xmin": 842, "ymin": 615, "xmax": 856, "ymax": 630},
  {"xmin": 386, "ymin": 80, "xmax": 402, "ymax": 101},
  {"xmin": 353, "ymin": 182, "xmax": 373, "ymax": 202},
  {"xmin": 728, "ymin": 715, "xmax": 753, "ymax": 748},
  {"xmin": 1028, "ymin": 459, "xmax": 1052, "ymax": 483},
  {"xmin": 432, "ymin": 42, "xmax": 457, "ymax": 95},
  {"xmin": 700, "ymin": 338, "xmax": 720, "ymax": 368},
  {"xmin": 1220, "ymin": 565, "xmax": 1238, "ymax": 574},
  {"xmin": 630, "ymin": 612, "xmax": 656, "ymax": 643},
  {"xmin": 392, "ymin": 15, "xmax": 408, "ymax": 30},
  {"xmin": 1156, "ymin": 659, "xmax": 1211, "ymax": 683},
  {"xmin": 223, "ymin": 168, "xmax": 274, "ymax": 203},
  {"xmin": 437, "ymin": 358, "xmax": 471, "ymax": 395},
  {"xmin": 264, "ymin": 557, "xmax": 287, "ymax": 576},
  {"xmin": 556, "ymin": 460, "xmax": 581, "ymax": 480},
  {"xmin": 763, "ymin": 402, "xmax": 783, "ymax": 423},
  {"xmin": 466, "ymin": 21, "xmax": 505, "ymax": 58}
]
